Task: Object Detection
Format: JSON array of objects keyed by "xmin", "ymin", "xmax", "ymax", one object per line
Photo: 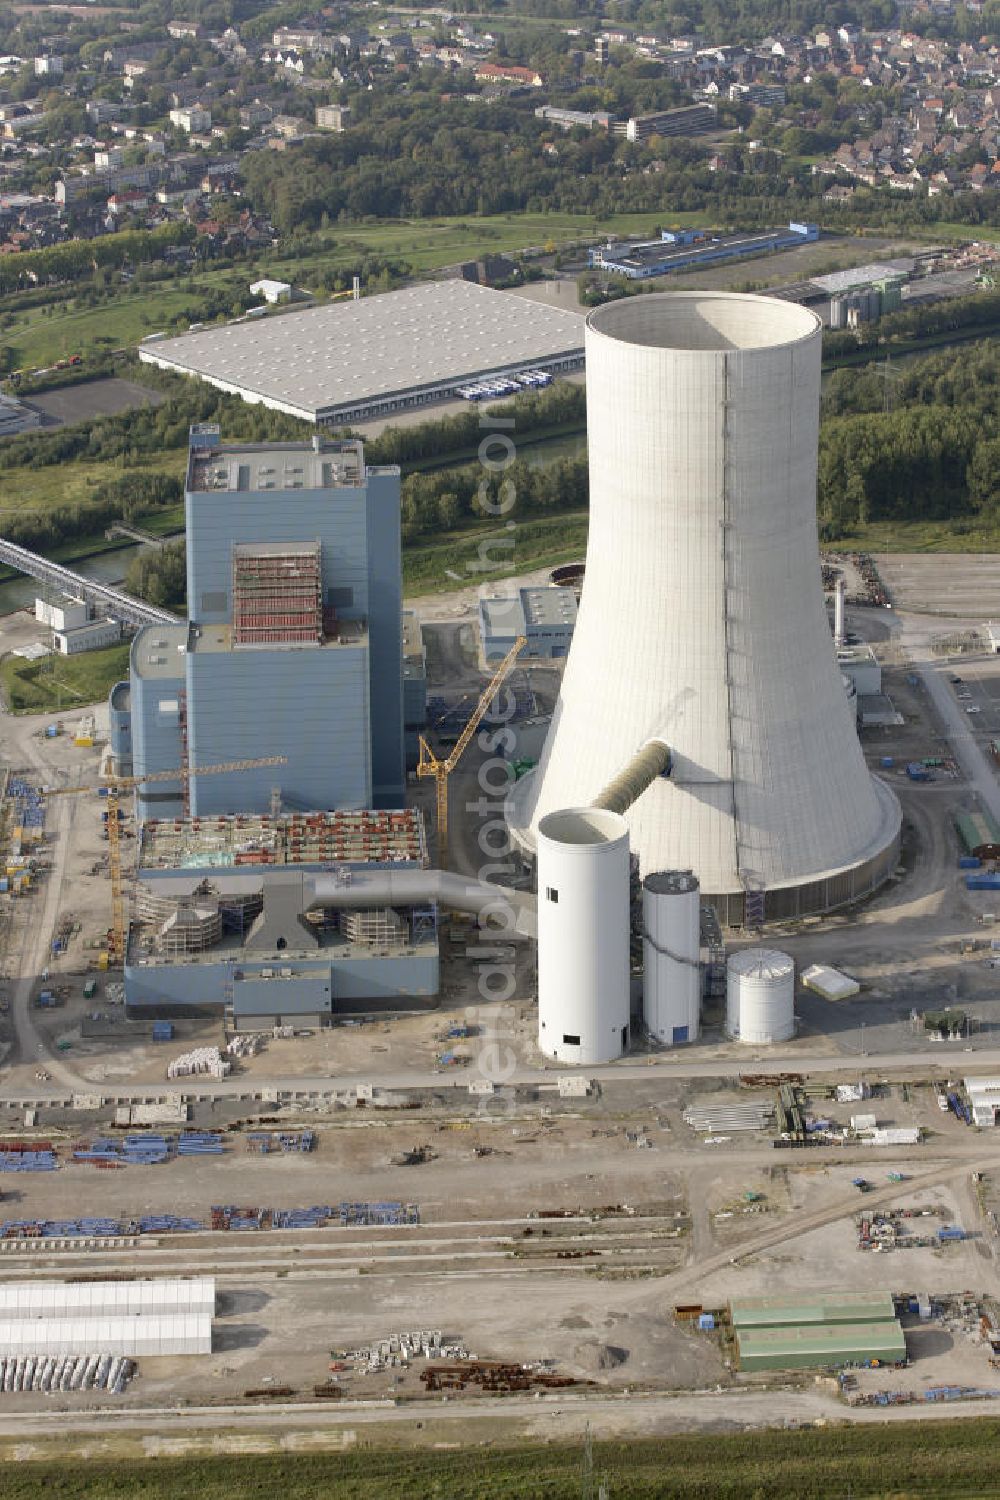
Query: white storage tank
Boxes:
[
  {"xmin": 726, "ymin": 948, "xmax": 795, "ymax": 1045},
  {"xmin": 643, "ymin": 870, "xmax": 700, "ymax": 1045},
  {"xmin": 537, "ymin": 806, "xmax": 630, "ymax": 1065}
]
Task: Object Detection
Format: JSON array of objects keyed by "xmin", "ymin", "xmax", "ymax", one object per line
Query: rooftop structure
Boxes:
[
  {"xmin": 138, "ymin": 282, "xmax": 585, "ymax": 426},
  {"xmin": 139, "ymin": 808, "xmax": 427, "ymax": 871}
]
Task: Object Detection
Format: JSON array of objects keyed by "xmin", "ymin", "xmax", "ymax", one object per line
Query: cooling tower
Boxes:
[{"xmin": 509, "ymin": 293, "xmax": 900, "ymax": 924}]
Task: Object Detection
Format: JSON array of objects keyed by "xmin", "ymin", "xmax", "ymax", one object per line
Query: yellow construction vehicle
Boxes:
[
  {"xmin": 417, "ymin": 635, "xmax": 526, "ymax": 870},
  {"xmin": 44, "ymin": 756, "xmax": 287, "ymax": 966}
]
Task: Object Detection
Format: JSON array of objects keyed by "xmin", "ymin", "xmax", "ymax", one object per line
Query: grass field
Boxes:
[
  {"xmin": 832, "ymin": 519, "xmax": 1000, "ymax": 553},
  {"xmin": 403, "ymin": 510, "xmax": 588, "ymax": 594},
  {"xmin": 2, "ymin": 212, "xmax": 715, "ymax": 373},
  {"xmin": 4, "ymin": 1418, "xmax": 1000, "ymax": 1497},
  {"xmin": 0, "ymin": 641, "xmax": 131, "ymax": 715},
  {"xmin": 4, "ymin": 291, "xmax": 216, "ymax": 372},
  {"xmin": 0, "ymin": 447, "xmax": 187, "ymax": 526}
]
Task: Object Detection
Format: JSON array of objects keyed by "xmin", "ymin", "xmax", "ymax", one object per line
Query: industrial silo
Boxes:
[
  {"xmin": 509, "ymin": 291, "xmax": 900, "ymax": 923},
  {"xmin": 643, "ymin": 870, "xmax": 700, "ymax": 1045},
  {"xmin": 536, "ymin": 807, "xmax": 630, "ymax": 1065},
  {"xmin": 726, "ymin": 948, "xmax": 795, "ymax": 1045}
]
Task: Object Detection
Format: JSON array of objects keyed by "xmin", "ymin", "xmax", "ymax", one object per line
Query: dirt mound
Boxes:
[{"xmin": 574, "ymin": 1340, "xmax": 629, "ymax": 1372}]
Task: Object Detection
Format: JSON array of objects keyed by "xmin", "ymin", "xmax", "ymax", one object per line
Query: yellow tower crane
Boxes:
[
  {"xmin": 416, "ymin": 635, "xmax": 526, "ymax": 871},
  {"xmin": 44, "ymin": 756, "xmax": 287, "ymax": 966}
]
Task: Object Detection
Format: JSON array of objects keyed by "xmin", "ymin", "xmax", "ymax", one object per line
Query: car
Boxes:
[
  {"xmin": 950, "ymin": 675, "xmax": 964, "ymax": 684},
  {"xmin": 966, "ymin": 706, "xmax": 982, "ymax": 714}
]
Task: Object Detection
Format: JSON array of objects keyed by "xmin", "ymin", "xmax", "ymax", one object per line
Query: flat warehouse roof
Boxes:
[
  {"xmin": 138, "ymin": 281, "xmax": 585, "ymax": 421},
  {"xmin": 0, "ymin": 1312, "xmax": 213, "ymax": 1355},
  {"xmin": 0, "ymin": 1277, "xmax": 215, "ymax": 1318},
  {"xmin": 737, "ymin": 1321, "xmax": 906, "ymax": 1359},
  {"xmin": 730, "ymin": 1291, "xmax": 895, "ymax": 1327}
]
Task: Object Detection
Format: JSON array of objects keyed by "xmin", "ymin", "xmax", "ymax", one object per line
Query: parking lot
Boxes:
[{"xmin": 22, "ymin": 377, "xmax": 166, "ymax": 429}]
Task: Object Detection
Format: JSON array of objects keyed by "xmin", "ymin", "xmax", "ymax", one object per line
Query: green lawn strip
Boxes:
[
  {"xmin": 830, "ymin": 519, "xmax": 1000, "ymax": 553},
  {"xmin": 2, "ymin": 1420, "xmax": 1000, "ymax": 1498},
  {"xmin": 0, "ymin": 641, "xmax": 131, "ymax": 714}
]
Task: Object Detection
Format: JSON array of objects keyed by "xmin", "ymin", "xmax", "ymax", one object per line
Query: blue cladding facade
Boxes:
[
  {"xmin": 124, "ymin": 951, "xmax": 439, "ymax": 1015},
  {"xmin": 129, "ymin": 429, "xmax": 404, "ymax": 815},
  {"xmin": 129, "ymin": 634, "xmax": 185, "ymax": 816},
  {"xmin": 365, "ymin": 469, "xmax": 404, "ymax": 806},
  {"xmin": 186, "ymin": 639, "xmax": 370, "ymax": 814},
  {"xmin": 108, "ymin": 681, "xmax": 133, "ymax": 773}
]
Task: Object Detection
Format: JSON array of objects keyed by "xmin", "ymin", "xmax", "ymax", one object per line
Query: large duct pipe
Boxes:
[
  {"xmin": 310, "ymin": 869, "xmax": 536, "ymax": 938},
  {"xmin": 591, "ymin": 739, "xmax": 672, "ymax": 816}
]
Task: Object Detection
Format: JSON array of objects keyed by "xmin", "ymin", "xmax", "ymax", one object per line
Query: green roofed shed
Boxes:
[
  {"xmin": 736, "ymin": 1320, "xmax": 906, "ymax": 1372},
  {"xmin": 729, "ymin": 1290, "xmax": 896, "ymax": 1329},
  {"xmin": 956, "ymin": 808, "xmax": 1000, "ymax": 857}
]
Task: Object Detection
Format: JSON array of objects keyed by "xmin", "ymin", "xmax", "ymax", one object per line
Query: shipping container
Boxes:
[{"xmin": 967, "ymin": 874, "xmax": 1000, "ymax": 890}]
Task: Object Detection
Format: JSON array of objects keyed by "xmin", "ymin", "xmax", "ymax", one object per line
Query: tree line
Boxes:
[
  {"xmin": 0, "ymin": 224, "xmax": 196, "ymax": 297},
  {"xmin": 818, "ymin": 339, "xmax": 1000, "ymax": 534}
]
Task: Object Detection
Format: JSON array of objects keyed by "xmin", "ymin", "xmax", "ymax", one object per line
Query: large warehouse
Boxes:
[
  {"xmin": 137, "ymin": 281, "xmax": 585, "ymax": 425},
  {"xmin": 730, "ymin": 1292, "xmax": 906, "ymax": 1372}
]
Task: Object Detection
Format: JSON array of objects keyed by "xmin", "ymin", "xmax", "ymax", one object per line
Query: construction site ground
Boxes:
[{"xmin": 3, "ymin": 557, "xmax": 1000, "ymax": 1439}]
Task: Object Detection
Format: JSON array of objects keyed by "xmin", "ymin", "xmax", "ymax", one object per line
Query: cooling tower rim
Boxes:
[
  {"xmin": 586, "ymin": 291, "xmax": 821, "ymax": 354},
  {"xmin": 537, "ymin": 806, "xmax": 628, "ymax": 849}
]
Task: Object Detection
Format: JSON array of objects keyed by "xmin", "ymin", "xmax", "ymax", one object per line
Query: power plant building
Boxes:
[
  {"xmin": 124, "ymin": 809, "xmax": 439, "ymax": 1021},
  {"xmin": 509, "ymin": 292, "xmax": 900, "ymax": 923},
  {"xmin": 478, "ymin": 586, "xmax": 577, "ymax": 663},
  {"xmin": 121, "ymin": 425, "xmax": 405, "ymax": 817}
]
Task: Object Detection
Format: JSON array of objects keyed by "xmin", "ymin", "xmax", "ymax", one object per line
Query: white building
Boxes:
[
  {"xmin": 170, "ymin": 105, "xmax": 211, "ymax": 134},
  {"xmin": 315, "ymin": 104, "xmax": 351, "ymax": 131},
  {"xmin": 250, "ymin": 278, "xmax": 292, "ymax": 304},
  {"xmin": 94, "ymin": 147, "xmax": 123, "ymax": 170},
  {"xmin": 54, "ymin": 618, "xmax": 121, "ymax": 655},
  {"xmin": 34, "ymin": 54, "xmax": 64, "ymax": 76},
  {"xmin": 35, "ymin": 596, "xmax": 90, "ymax": 633},
  {"xmin": 0, "ymin": 1314, "xmax": 211, "ymax": 1356},
  {"xmin": 0, "ymin": 1277, "xmax": 215, "ymax": 1319},
  {"xmin": 509, "ymin": 293, "xmax": 901, "ymax": 925}
]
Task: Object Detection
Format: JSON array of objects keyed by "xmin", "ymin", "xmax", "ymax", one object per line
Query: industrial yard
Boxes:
[
  {"xmin": 6, "ymin": 541, "xmax": 1000, "ymax": 1434},
  {"xmin": 5, "ymin": 292, "xmax": 1000, "ymax": 1467}
]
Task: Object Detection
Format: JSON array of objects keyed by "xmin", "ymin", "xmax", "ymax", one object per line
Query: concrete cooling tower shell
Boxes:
[{"xmin": 508, "ymin": 293, "xmax": 900, "ymax": 924}]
